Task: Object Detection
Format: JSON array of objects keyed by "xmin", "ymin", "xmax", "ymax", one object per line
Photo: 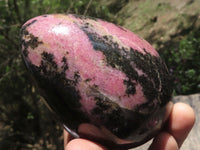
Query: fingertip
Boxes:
[
  {"xmin": 65, "ymin": 139, "xmax": 107, "ymax": 150},
  {"xmin": 149, "ymin": 132, "xmax": 178, "ymax": 150},
  {"xmin": 173, "ymin": 103, "xmax": 195, "ymax": 126},
  {"xmin": 168, "ymin": 102, "xmax": 195, "ymax": 147}
]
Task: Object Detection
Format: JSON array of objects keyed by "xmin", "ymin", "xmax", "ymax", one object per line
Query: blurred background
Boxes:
[{"xmin": 0, "ymin": 0, "xmax": 199, "ymax": 149}]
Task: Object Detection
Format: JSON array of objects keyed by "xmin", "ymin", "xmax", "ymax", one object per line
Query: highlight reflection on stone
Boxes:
[{"xmin": 20, "ymin": 14, "xmax": 173, "ymax": 149}]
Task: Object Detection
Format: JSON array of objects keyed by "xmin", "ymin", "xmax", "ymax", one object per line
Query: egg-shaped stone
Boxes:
[{"xmin": 20, "ymin": 14, "xmax": 173, "ymax": 149}]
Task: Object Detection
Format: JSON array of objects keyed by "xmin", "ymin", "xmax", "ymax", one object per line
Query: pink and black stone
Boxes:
[{"xmin": 20, "ymin": 14, "xmax": 173, "ymax": 149}]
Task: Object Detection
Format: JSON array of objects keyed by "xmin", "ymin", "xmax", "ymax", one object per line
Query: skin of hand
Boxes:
[{"xmin": 64, "ymin": 103, "xmax": 195, "ymax": 150}]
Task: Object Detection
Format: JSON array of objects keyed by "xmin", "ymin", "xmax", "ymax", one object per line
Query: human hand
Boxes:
[{"xmin": 64, "ymin": 103, "xmax": 195, "ymax": 150}]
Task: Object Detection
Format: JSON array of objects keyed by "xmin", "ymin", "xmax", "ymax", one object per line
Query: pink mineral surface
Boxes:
[{"xmin": 20, "ymin": 14, "xmax": 173, "ymax": 149}]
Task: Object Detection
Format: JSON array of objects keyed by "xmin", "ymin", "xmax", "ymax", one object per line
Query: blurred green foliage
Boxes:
[
  {"xmin": 0, "ymin": 0, "xmax": 199, "ymax": 149},
  {"xmin": 161, "ymin": 28, "xmax": 200, "ymax": 95}
]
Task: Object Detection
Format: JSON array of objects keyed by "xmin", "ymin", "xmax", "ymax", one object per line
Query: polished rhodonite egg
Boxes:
[{"xmin": 20, "ymin": 14, "xmax": 173, "ymax": 149}]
